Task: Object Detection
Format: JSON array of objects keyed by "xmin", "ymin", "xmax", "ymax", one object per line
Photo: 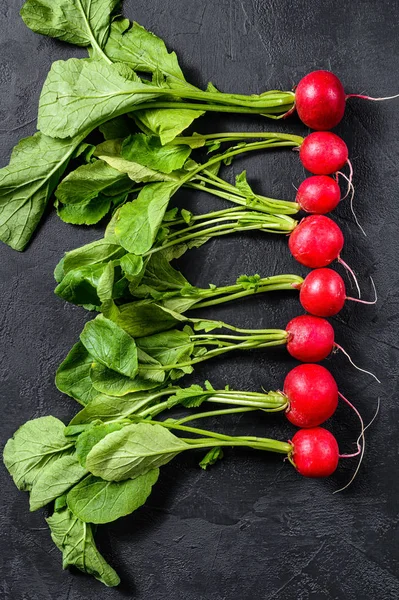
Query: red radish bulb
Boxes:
[
  {"xmin": 286, "ymin": 315, "xmax": 334, "ymax": 362},
  {"xmin": 299, "ymin": 132, "xmax": 348, "ymax": 175},
  {"xmin": 284, "ymin": 364, "xmax": 338, "ymax": 427},
  {"xmin": 299, "ymin": 269, "xmax": 346, "ymax": 317},
  {"xmin": 296, "ymin": 176, "xmax": 341, "ymax": 214},
  {"xmin": 289, "ymin": 215, "xmax": 344, "ymax": 268},
  {"xmin": 295, "ymin": 71, "xmax": 346, "ymax": 130},
  {"xmin": 291, "ymin": 427, "xmax": 339, "ymax": 477}
]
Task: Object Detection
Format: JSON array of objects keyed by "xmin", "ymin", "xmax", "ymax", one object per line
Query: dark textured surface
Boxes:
[{"xmin": 1, "ymin": 0, "xmax": 399, "ymax": 598}]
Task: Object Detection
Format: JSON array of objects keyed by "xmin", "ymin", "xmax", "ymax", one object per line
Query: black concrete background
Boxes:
[{"xmin": 1, "ymin": 1, "xmax": 399, "ymax": 598}]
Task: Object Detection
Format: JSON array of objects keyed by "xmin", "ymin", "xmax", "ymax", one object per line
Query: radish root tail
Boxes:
[
  {"xmin": 347, "ymin": 276, "xmax": 377, "ymax": 305},
  {"xmin": 334, "ymin": 396, "xmax": 380, "ymax": 493},
  {"xmin": 346, "ymin": 93, "xmax": 399, "ymax": 101},
  {"xmin": 338, "ymin": 256, "xmax": 362, "ymax": 299},
  {"xmin": 333, "ymin": 342, "xmax": 381, "ymax": 384},
  {"xmin": 338, "ymin": 392, "xmax": 364, "ymax": 459},
  {"xmin": 337, "ymin": 163, "xmax": 367, "ymax": 237}
]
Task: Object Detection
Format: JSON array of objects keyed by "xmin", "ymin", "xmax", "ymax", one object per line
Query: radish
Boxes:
[
  {"xmin": 285, "ymin": 314, "xmax": 380, "ymax": 381},
  {"xmin": 284, "ymin": 364, "xmax": 338, "ymax": 428},
  {"xmin": 299, "ymin": 269, "xmax": 346, "ymax": 316},
  {"xmin": 299, "ymin": 132, "xmax": 348, "ymax": 175},
  {"xmin": 295, "ymin": 70, "xmax": 399, "ymax": 130},
  {"xmin": 288, "ymin": 215, "xmax": 344, "ymax": 268},
  {"xmin": 290, "ymin": 427, "xmax": 339, "ymax": 477},
  {"xmin": 298, "ymin": 268, "xmax": 378, "ymax": 317},
  {"xmin": 295, "ymin": 71, "xmax": 346, "ymax": 130},
  {"xmin": 296, "ymin": 175, "xmax": 341, "ymax": 214},
  {"xmin": 286, "ymin": 315, "xmax": 334, "ymax": 362}
]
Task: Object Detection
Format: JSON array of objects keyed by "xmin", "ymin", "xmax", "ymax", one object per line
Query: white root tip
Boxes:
[
  {"xmin": 338, "ymin": 256, "xmax": 362, "ymax": 299},
  {"xmin": 334, "ymin": 342, "xmax": 381, "ymax": 384},
  {"xmin": 337, "ymin": 170, "xmax": 352, "ymax": 201},
  {"xmin": 333, "ymin": 397, "xmax": 380, "ymax": 494},
  {"xmin": 347, "ymin": 276, "xmax": 377, "ymax": 305},
  {"xmin": 337, "ymin": 167, "xmax": 367, "ymax": 237},
  {"xmin": 337, "ymin": 392, "xmax": 364, "ymax": 458},
  {"xmin": 346, "ymin": 93, "xmax": 399, "ymax": 101}
]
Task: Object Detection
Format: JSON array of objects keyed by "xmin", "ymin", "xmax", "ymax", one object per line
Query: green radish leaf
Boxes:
[
  {"xmin": 167, "ymin": 384, "xmax": 210, "ymax": 408},
  {"xmin": 56, "ymin": 194, "xmax": 112, "ymax": 225},
  {"xmin": 236, "ymin": 274, "xmax": 262, "ymax": 291},
  {"xmin": 161, "ymin": 236, "xmax": 211, "ymax": 261},
  {"xmin": 38, "ymin": 59, "xmax": 160, "ymax": 139},
  {"xmin": 133, "ymin": 252, "xmax": 191, "ymax": 297},
  {"xmin": 69, "ymin": 391, "xmax": 158, "ymax": 425},
  {"xmin": 99, "ymin": 115, "xmax": 133, "ymax": 140},
  {"xmin": 121, "ymin": 134, "xmax": 191, "ymax": 174},
  {"xmin": 80, "ymin": 315, "xmax": 138, "ymax": 379},
  {"xmin": 160, "ymin": 295, "xmax": 201, "ymax": 314},
  {"xmin": 54, "ymin": 256, "xmax": 65, "ymax": 284},
  {"xmin": 29, "ymin": 454, "xmax": 87, "ymax": 511},
  {"xmin": 136, "ymin": 328, "xmax": 193, "ymax": 367},
  {"xmin": 3, "ymin": 417, "xmax": 73, "ymax": 491},
  {"xmin": 54, "ymin": 494, "xmax": 68, "ymax": 512},
  {"xmin": 64, "ymin": 424, "xmax": 95, "ymax": 437},
  {"xmin": 62, "ymin": 238, "xmax": 126, "ymax": 275},
  {"xmin": 181, "ymin": 208, "xmax": 193, "ymax": 225},
  {"xmin": 136, "ymin": 348, "xmax": 168, "ymax": 383},
  {"xmin": 97, "ymin": 262, "xmax": 115, "ymax": 303},
  {"xmin": 133, "ymin": 108, "xmax": 206, "ymax": 146},
  {"xmin": 119, "ymin": 254, "xmax": 146, "ymax": 288},
  {"xmin": 199, "ymin": 447, "xmax": 223, "ymax": 470},
  {"xmin": 90, "ymin": 362, "xmax": 164, "ymax": 395},
  {"xmin": 235, "ymin": 170, "xmax": 255, "ymax": 198},
  {"xmin": 56, "ymin": 342, "xmax": 99, "ymax": 405},
  {"xmin": 20, "ymin": 0, "xmax": 120, "ymax": 51},
  {"xmin": 86, "ymin": 422, "xmax": 190, "ymax": 481},
  {"xmin": 191, "ymin": 346, "xmax": 207, "ymax": 358},
  {"xmin": 114, "ymin": 181, "xmax": 180, "ymax": 255},
  {"xmin": 95, "ymin": 139, "xmax": 181, "ymax": 183},
  {"xmin": 113, "ymin": 302, "xmax": 185, "ymax": 338},
  {"xmin": 101, "ymin": 299, "xmax": 121, "ymax": 323},
  {"xmin": 104, "ymin": 20, "xmax": 188, "ymax": 84},
  {"xmin": 67, "ymin": 469, "xmax": 159, "ymax": 524},
  {"xmin": 192, "ymin": 320, "xmax": 224, "ymax": 333},
  {"xmin": 55, "ymin": 262, "xmax": 127, "ymax": 307},
  {"xmin": 47, "ymin": 506, "xmax": 120, "ymax": 587},
  {"xmin": 55, "ymin": 160, "xmax": 130, "ymax": 206},
  {"xmin": 75, "ymin": 423, "xmax": 125, "ymax": 467},
  {"xmin": 104, "ymin": 21, "xmax": 206, "ymax": 143},
  {"xmin": 163, "ymin": 208, "xmax": 179, "ymax": 221},
  {"xmin": 0, "ymin": 132, "xmax": 81, "ymax": 251},
  {"xmin": 74, "ymin": 142, "xmax": 96, "ymax": 162}
]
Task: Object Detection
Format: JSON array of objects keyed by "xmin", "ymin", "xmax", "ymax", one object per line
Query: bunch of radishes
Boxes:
[{"xmin": 267, "ymin": 70, "xmax": 382, "ymax": 480}]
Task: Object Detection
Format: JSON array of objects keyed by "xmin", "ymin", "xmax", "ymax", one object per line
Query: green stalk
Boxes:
[
  {"xmin": 139, "ymin": 332, "xmax": 288, "ymax": 374},
  {"xmin": 187, "ymin": 275, "xmax": 304, "ymax": 310},
  {"xmin": 178, "ymin": 140, "xmax": 302, "ymax": 187},
  {"xmin": 131, "ymin": 101, "xmax": 291, "ymax": 116},
  {"xmin": 172, "ymin": 406, "xmax": 260, "ymax": 424},
  {"xmin": 140, "ymin": 390, "xmax": 288, "ymax": 419},
  {"xmin": 164, "ymin": 210, "xmax": 295, "ymax": 240},
  {"xmin": 165, "ymin": 205, "xmax": 250, "ymax": 227},
  {"xmin": 143, "ymin": 213, "xmax": 296, "ymax": 257},
  {"xmin": 187, "ymin": 177, "xmax": 300, "ymax": 215},
  {"xmin": 189, "ymin": 318, "xmax": 288, "ymax": 336},
  {"xmin": 127, "ymin": 89, "xmax": 296, "ymax": 115},
  {"xmin": 132, "ymin": 417, "xmax": 292, "ymax": 454},
  {"xmin": 174, "ymin": 132, "xmax": 303, "ymax": 146}
]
